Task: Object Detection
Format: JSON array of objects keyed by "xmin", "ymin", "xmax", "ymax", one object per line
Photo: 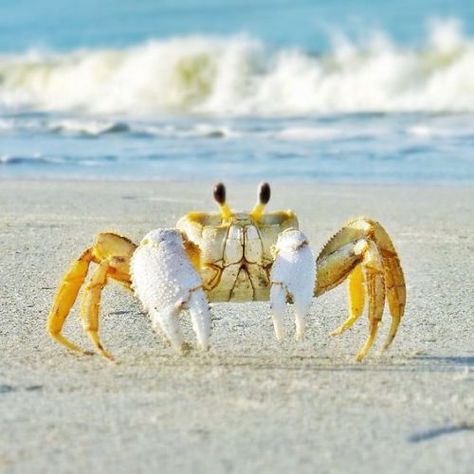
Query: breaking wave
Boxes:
[{"xmin": 1, "ymin": 20, "xmax": 474, "ymax": 116}]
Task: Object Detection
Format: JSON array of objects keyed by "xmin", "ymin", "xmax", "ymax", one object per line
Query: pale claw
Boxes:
[
  {"xmin": 188, "ymin": 291, "xmax": 210, "ymax": 351},
  {"xmin": 150, "ymin": 303, "xmax": 185, "ymax": 352},
  {"xmin": 131, "ymin": 229, "xmax": 210, "ymax": 352},
  {"xmin": 270, "ymin": 229, "xmax": 315, "ymax": 341},
  {"xmin": 269, "ymin": 284, "xmax": 286, "ymax": 341}
]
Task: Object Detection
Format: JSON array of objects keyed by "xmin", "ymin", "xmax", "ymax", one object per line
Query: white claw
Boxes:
[
  {"xmin": 269, "ymin": 284, "xmax": 286, "ymax": 341},
  {"xmin": 131, "ymin": 229, "xmax": 211, "ymax": 352},
  {"xmin": 150, "ymin": 304, "xmax": 185, "ymax": 352},
  {"xmin": 270, "ymin": 229, "xmax": 315, "ymax": 341},
  {"xmin": 188, "ymin": 291, "xmax": 210, "ymax": 351}
]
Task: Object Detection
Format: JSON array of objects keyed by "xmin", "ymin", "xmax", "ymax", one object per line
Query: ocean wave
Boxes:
[
  {"xmin": 0, "ymin": 115, "xmax": 243, "ymax": 138},
  {"xmin": 1, "ymin": 20, "xmax": 474, "ymax": 117},
  {"xmin": 0, "ymin": 154, "xmax": 65, "ymax": 165},
  {"xmin": 48, "ymin": 119, "xmax": 130, "ymax": 136}
]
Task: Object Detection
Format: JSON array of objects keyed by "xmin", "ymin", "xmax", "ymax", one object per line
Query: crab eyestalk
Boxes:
[
  {"xmin": 213, "ymin": 182, "xmax": 233, "ymax": 221},
  {"xmin": 251, "ymin": 182, "xmax": 271, "ymax": 221}
]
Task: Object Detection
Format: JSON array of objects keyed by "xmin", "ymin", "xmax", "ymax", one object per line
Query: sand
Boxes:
[{"xmin": 0, "ymin": 180, "xmax": 473, "ymax": 474}]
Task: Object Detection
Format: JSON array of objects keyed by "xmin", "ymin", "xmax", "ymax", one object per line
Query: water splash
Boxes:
[{"xmin": 1, "ymin": 20, "xmax": 474, "ymax": 116}]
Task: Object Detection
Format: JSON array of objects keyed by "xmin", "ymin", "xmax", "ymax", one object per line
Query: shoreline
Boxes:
[{"xmin": 2, "ymin": 175, "xmax": 474, "ymax": 187}]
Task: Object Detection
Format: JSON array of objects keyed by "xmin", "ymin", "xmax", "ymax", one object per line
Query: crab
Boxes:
[{"xmin": 47, "ymin": 182, "xmax": 406, "ymax": 361}]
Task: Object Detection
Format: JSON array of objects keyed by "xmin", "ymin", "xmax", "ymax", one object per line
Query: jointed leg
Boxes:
[
  {"xmin": 355, "ymin": 253, "xmax": 385, "ymax": 361},
  {"xmin": 383, "ymin": 313, "xmax": 401, "ymax": 350},
  {"xmin": 80, "ymin": 260, "xmax": 113, "ymax": 360},
  {"xmin": 316, "ymin": 217, "xmax": 405, "ymax": 360},
  {"xmin": 331, "ymin": 264, "xmax": 365, "ymax": 336},
  {"xmin": 47, "ymin": 232, "xmax": 136, "ymax": 358},
  {"xmin": 356, "ymin": 316, "xmax": 380, "ymax": 362},
  {"xmin": 47, "ymin": 248, "xmax": 94, "ymax": 354}
]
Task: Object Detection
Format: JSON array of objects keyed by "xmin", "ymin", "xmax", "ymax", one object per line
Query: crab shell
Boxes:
[{"xmin": 176, "ymin": 210, "xmax": 298, "ymax": 302}]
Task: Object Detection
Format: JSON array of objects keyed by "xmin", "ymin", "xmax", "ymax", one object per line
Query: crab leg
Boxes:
[
  {"xmin": 316, "ymin": 217, "xmax": 405, "ymax": 360},
  {"xmin": 80, "ymin": 261, "xmax": 113, "ymax": 360},
  {"xmin": 355, "ymin": 241, "xmax": 386, "ymax": 361},
  {"xmin": 131, "ymin": 229, "xmax": 210, "ymax": 353},
  {"xmin": 47, "ymin": 248, "xmax": 94, "ymax": 354},
  {"xmin": 270, "ymin": 229, "xmax": 315, "ymax": 341},
  {"xmin": 47, "ymin": 232, "xmax": 136, "ymax": 358},
  {"xmin": 330, "ymin": 264, "xmax": 365, "ymax": 336}
]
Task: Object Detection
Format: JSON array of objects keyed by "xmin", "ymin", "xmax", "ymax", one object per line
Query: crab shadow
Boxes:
[
  {"xmin": 413, "ymin": 355, "xmax": 474, "ymax": 366},
  {"xmin": 408, "ymin": 423, "xmax": 474, "ymax": 443},
  {"xmin": 144, "ymin": 352, "xmax": 474, "ymax": 374}
]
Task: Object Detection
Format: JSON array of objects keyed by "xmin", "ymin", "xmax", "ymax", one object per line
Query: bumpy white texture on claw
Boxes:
[
  {"xmin": 270, "ymin": 229, "xmax": 315, "ymax": 341},
  {"xmin": 131, "ymin": 229, "xmax": 210, "ymax": 352}
]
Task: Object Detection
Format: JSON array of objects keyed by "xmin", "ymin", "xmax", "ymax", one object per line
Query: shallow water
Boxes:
[{"xmin": 1, "ymin": 1, "xmax": 474, "ymax": 182}]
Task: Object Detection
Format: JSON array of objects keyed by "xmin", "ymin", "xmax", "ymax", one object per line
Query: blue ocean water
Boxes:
[{"xmin": 1, "ymin": 0, "xmax": 474, "ymax": 182}]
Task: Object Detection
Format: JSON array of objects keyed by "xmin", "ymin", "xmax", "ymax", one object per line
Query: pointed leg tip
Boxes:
[
  {"xmin": 95, "ymin": 342, "xmax": 114, "ymax": 361},
  {"xmin": 96, "ymin": 346, "xmax": 115, "ymax": 361},
  {"xmin": 355, "ymin": 351, "xmax": 367, "ymax": 362},
  {"xmin": 101, "ymin": 351, "xmax": 115, "ymax": 362},
  {"xmin": 295, "ymin": 332, "xmax": 305, "ymax": 342},
  {"xmin": 273, "ymin": 326, "xmax": 285, "ymax": 342},
  {"xmin": 382, "ymin": 342, "xmax": 392, "ymax": 352}
]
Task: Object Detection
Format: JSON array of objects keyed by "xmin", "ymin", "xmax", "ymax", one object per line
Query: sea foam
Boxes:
[{"xmin": 1, "ymin": 20, "xmax": 474, "ymax": 116}]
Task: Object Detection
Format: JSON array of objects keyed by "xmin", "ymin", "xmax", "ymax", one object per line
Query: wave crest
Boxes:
[{"xmin": 1, "ymin": 20, "xmax": 474, "ymax": 115}]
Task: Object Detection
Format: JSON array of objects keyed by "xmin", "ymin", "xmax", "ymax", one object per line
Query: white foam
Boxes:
[
  {"xmin": 1, "ymin": 21, "xmax": 474, "ymax": 116},
  {"xmin": 48, "ymin": 119, "xmax": 129, "ymax": 135},
  {"xmin": 407, "ymin": 125, "xmax": 433, "ymax": 137},
  {"xmin": 273, "ymin": 126, "xmax": 342, "ymax": 141}
]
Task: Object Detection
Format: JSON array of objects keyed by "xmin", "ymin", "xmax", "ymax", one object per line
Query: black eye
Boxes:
[
  {"xmin": 213, "ymin": 182, "xmax": 226, "ymax": 205},
  {"xmin": 259, "ymin": 182, "xmax": 271, "ymax": 204}
]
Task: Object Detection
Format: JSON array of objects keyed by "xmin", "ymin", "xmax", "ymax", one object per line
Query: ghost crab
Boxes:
[{"xmin": 47, "ymin": 182, "xmax": 406, "ymax": 361}]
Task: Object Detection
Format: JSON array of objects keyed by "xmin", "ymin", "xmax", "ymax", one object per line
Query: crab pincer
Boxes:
[
  {"xmin": 270, "ymin": 229, "xmax": 316, "ymax": 341},
  {"xmin": 130, "ymin": 229, "xmax": 210, "ymax": 353}
]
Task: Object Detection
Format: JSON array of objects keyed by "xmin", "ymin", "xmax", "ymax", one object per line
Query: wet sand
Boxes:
[{"xmin": 0, "ymin": 180, "xmax": 473, "ymax": 473}]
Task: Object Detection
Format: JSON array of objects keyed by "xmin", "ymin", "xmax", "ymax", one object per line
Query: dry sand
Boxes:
[{"xmin": 0, "ymin": 180, "xmax": 473, "ymax": 474}]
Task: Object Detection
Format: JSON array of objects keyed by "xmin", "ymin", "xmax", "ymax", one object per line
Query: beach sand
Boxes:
[{"xmin": 0, "ymin": 180, "xmax": 473, "ymax": 473}]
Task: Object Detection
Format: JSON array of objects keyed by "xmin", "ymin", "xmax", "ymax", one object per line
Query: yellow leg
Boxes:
[
  {"xmin": 383, "ymin": 314, "xmax": 401, "ymax": 350},
  {"xmin": 346, "ymin": 218, "xmax": 406, "ymax": 351},
  {"xmin": 371, "ymin": 222, "xmax": 406, "ymax": 320},
  {"xmin": 355, "ymin": 255, "xmax": 385, "ymax": 361},
  {"xmin": 316, "ymin": 217, "xmax": 405, "ymax": 360},
  {"xmin": 356, "ymin": 318, "xmax": 381, "ymax": 362},
  {"xmin": 331, "ymin": 264, "xmax": 365, "ymax": 336},
  {"xmin": 48, "ymin": 232, "xmax": 136, "ymax": 358},
  {"xmin": 80, "ymin": 261, "xmax": 114, "ymax": 360},
  {"xmin": 47, "ymin": 249, "xmax": 94, "ymax": 354}
]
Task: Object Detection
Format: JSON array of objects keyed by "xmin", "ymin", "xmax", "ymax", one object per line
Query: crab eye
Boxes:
[
  {"xmin": 213, "ymin": 182, "xmax": 226, "ymax": 205},
  {"xmin": 258, "ymin": 182, "xmax": 271, "ymax": 205}
]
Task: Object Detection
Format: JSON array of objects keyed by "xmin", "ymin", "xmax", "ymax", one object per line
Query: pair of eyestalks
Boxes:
[{"xmin": 213, "ymin": 182, "xmax": 271, "ymax": 221}]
